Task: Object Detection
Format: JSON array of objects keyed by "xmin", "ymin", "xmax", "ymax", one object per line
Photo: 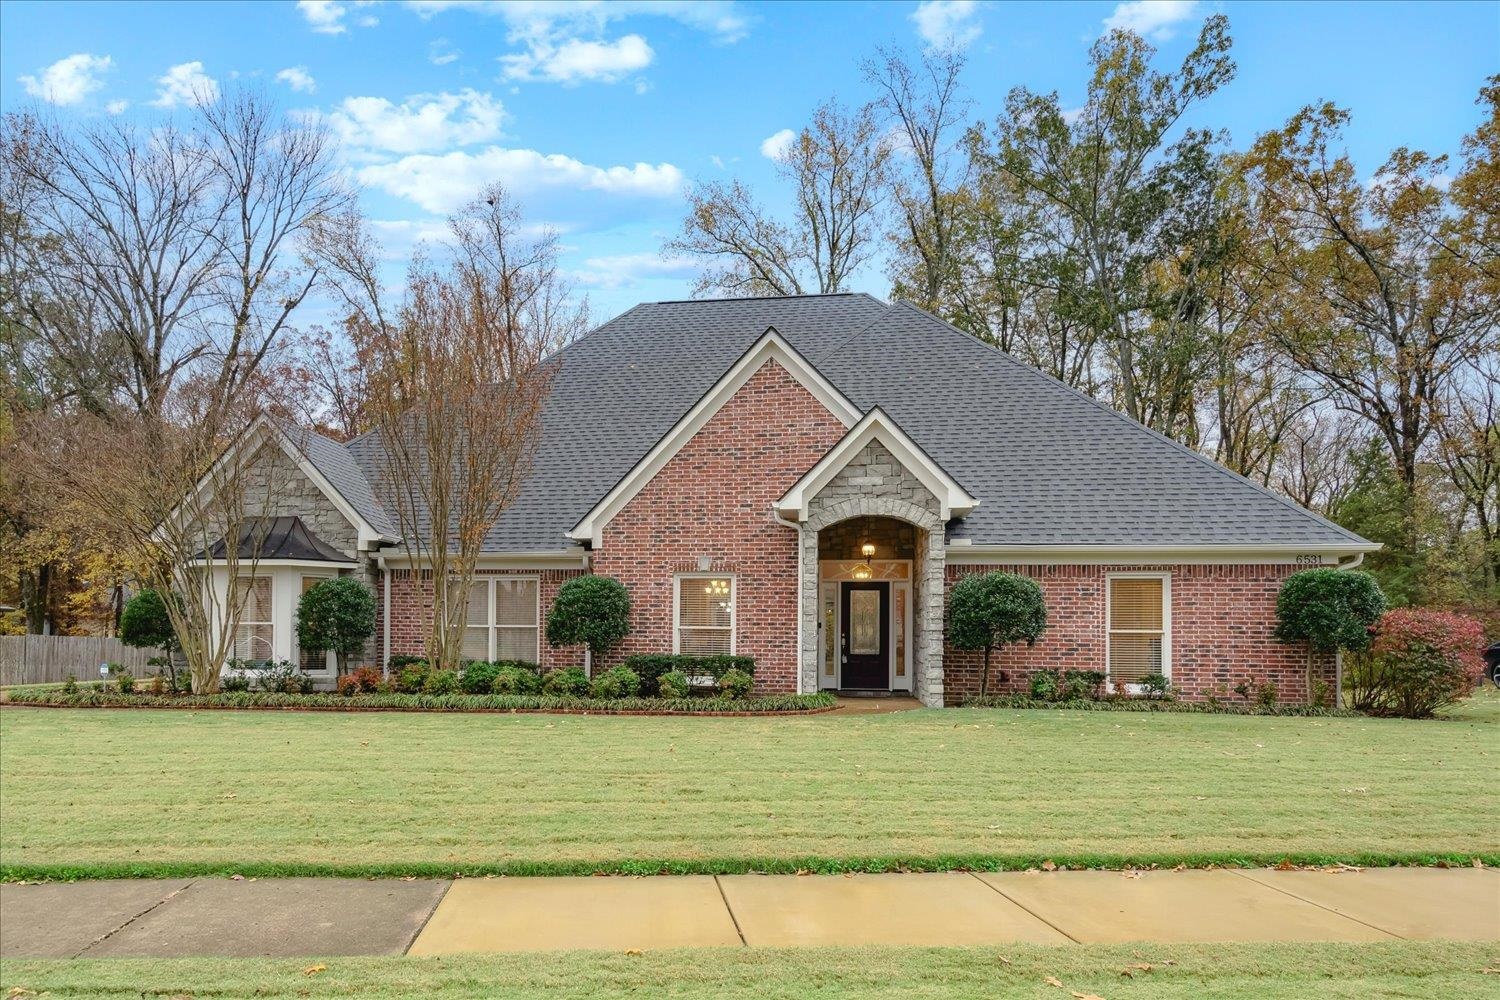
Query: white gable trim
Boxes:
[
  {"xmin": 172, "ymin": 416, "xmax": 394, "ymax": 552},
  {"xmin": 776, "ymin": 407, "xmax": 978, "ymax": 522},
  {"xmin": 568, "ymin": 328, "xmax": 863, "ymax": 547}
]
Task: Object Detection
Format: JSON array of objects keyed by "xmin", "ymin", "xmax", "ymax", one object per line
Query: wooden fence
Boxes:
[{"xmin": 0, "ymin": 635, "xmax": 166, "ymax": 686}]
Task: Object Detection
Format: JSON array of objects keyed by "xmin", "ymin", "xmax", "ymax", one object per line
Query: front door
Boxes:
[{"xmin": 840, "ymin": 582, "xmax": 889, "ymax": 690}]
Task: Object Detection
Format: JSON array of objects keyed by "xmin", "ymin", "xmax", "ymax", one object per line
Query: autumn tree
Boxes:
[
  {"xmin": 1241, "ymin": 97, "xmax": 1497, "ymax": 555},
  {"xmin": 322, "ymin": 186, "xmax": 587, "ymax": 671},
  {"xmin": 666, "ymin": 99, "xmax": 892, "ymax": 296}
]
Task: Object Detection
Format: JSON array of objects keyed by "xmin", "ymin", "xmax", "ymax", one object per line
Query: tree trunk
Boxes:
[{"xmin": 981, "ymin": 645, "xmax": 991, "ymax": 696}]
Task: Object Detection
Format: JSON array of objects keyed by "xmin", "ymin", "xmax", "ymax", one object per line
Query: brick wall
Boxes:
[
  {"xmin": 941, "ymin": 563, "xmax": 1334, "ymax": 706},
  {"xmin": 379, "ymin": 566, "xmax": 587, "ymax": 669},
  {"xmin": 590, "ymin": 359, "xmax": 847, "ymax": 692}
]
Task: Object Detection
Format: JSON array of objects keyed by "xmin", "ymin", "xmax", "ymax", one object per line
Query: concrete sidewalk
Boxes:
[{"xmin": 2, "ymin": 867, "xmax": 1495, "ymax": 959}]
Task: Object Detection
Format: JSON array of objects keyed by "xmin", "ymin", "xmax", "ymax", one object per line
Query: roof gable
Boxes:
[
  {"xmin": 777, "ymin": 407, "xmax": 978, "ymax": 522},
  {"xmin": 568, "ymin": 326, "xmax": 863, "ymax": 547}
]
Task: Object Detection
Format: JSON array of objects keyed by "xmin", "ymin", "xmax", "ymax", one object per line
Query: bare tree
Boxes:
[
  {"xmin": 666, "ymin": 99, "xmax": 891, "ymax": 297},
  {"xmin": 864, "ymin": 46, "xmax": 971, "ymax": 311},
  {"xmin": 324, "ymin": 186, "xmax": 587, "ymax": 670},
  {"xmin": 1436, "ymin": 357, "xmax": 1500, "ymax": 587},
  {"xmin": 0, "ymin": 89, "xmax": 347, "ymax": 674}
]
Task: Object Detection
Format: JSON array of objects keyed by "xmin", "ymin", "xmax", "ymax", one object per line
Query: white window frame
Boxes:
[
  {"xmin": 460, "ymin": 575, "xmax": 541, "ymax": 663},
  {"xmin": 1104, "ymin": 571, "xmax": 1172, "ymax": 692},
  {"xmin": 232, "ymin": 575, "xmax": 275, "ymax": 664},
  {"xmin": 673, "ymin": 573, "xmax": 736, "ymax": 655}
]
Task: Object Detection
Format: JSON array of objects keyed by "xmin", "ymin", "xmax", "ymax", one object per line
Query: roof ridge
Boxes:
[
  {"xmin": 886, "ymin": 301, "xmax": 1370, "ymax": 546},
  {"xmin": 651, "ymin": 291, "xmax": 885, "ymax": 305}
]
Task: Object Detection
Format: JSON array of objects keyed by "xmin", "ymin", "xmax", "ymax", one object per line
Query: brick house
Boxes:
[{"xmin": 200, "ymin": 294, "xmax": 1376, "ymax": 706}]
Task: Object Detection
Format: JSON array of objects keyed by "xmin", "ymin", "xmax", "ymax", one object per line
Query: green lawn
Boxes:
[
  {"xmin": 3, "ymin": 692, "xmax": 1496, "ymax": 878},
  {"xmin": 3, "ymin": 943, "xmax": 1495, "ymax": 999}
]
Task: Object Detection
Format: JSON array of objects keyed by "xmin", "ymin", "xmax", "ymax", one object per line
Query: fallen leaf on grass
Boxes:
[
  {"xmin": 997, "ymin": 955, "xmax": 1011, "ymax": 965},
  {"xmin": 624, "ymin": 949, "xmax": 642, "ymax": 956},
  {"xmin": 8, "ymin": 987, "xmax": 37, "ymax": 998},
  {"xmin": 1044, "ymin": 976, "xmax": 1064, "ymax": 987},
  {"xmin": 1041, "ymin": 860, "xmax": 1058, "ymax": 872},
  {"xmin": 1472, "ymin": 858, "xmax": 1485, "ymax": 869},
  {"xmin": 302, "ymin": 965, "xmax": 326, "ymax": 977},
  {"xmin": 1072, "ymin": 993, "xmax": 1106, "ymax": 1000}
]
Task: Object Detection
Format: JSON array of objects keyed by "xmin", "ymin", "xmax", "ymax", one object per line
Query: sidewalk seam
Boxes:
[
  {"xmin": 713, "ymin": 875, "xmax": 748, "ymax": 947},
  {"xmin": 1228, "ymin": 870, "xmax": 1405, "ymax": 940},
  {"xmin": 72, "ymin": 880, "xmax": 196, "ymax": 958},
  {"xmin": 402, "ymin": 879, "xmax": 455, "ymax": 955},
  {"xmin": 967, "ymin": 872, "xmax": 1081, "ymax": 944}
]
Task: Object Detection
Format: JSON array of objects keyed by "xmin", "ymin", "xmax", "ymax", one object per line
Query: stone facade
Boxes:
[
  {"xmin": 590, "ymin": 359, "xmax": 848, "ymax": 692},
  {"xmin": 941, "ymin": 563, "xmax": 1333, "ymax": 706},
  {"xmin": 240, "ymin": 442, "xmax": 360, "ymax": 558},
  {"xmin": 800, "ymin": 439, "xmax": 948, "ymax": 706}
]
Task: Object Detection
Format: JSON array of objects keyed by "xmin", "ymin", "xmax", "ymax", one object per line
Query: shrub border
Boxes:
[
  {"xmin": 0, "ymin": 690, "xmax": 837, "ymax": 717},
  {"xmin": 961, "ymin": 694, "xmax": 1364, "ymax": 717},
  {"xmin": 2, "ymin": 850, "xmax": 1492, "ymax": 884}
]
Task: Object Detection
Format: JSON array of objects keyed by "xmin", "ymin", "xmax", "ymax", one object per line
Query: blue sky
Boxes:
[{"xmin": 2, "ymin": 0, "xmax": 1497, "ymax": 321}]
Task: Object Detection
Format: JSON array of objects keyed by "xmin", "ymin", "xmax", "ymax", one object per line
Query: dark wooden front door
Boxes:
[{"xmin": 840, "ymin": 582, "xmax": 889, "ymax": 689}]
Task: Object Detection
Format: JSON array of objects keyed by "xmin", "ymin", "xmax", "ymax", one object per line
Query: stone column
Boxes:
[
  {"xmin": 913, "ymin": 526, "xmax": 946, "ymax": 707},
  {"xmin": 799, "ymin": 524, "xmax": 821, "ymax": 694}
]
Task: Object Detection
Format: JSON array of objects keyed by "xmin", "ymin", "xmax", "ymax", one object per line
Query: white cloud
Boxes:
[
  {"xmin": 500, "ymin": 34, "xmax": 653, "ymax": 84},
  {"xmin": 275, "ymin": 66, "xmax": 317, "ymax": 93},
  {"xmin": 358, "ymin": 146, "xmax": 684, "ymax": 214},
  {"xmin": 574, "ymin": 252, "xmax": 697, "ymax": 289},
  {"xmin": 18, "ymin": 53, "xmax": 113, "ymax": 105},
  {"xmin": 759, "ymin": 128, "xmax": 795, "ymax": 161},
  {"xmin": 151, "ymin": 61, "xmax": 219, "ymax": 108},
  {"xmin": 324, "ymin": 89, "xmax": 505, "ymax": 154},
  {"xmin": 428, "ymin": 38, "xmax": 460, "ymax": 65},
  {"xmin": 105, "ymin": 99, "xmax": 129, "ymax": 115},
  {"xmin": 911, "ymin": 1, "xmax": 981, "ymax": 51},
  {"xmin": 298, "ymin": 0, "xmax": 380, "ymax": 34},
  {"xmin": 1101, "ymin": 0, "xmax": 1199, "ymax": 41}
]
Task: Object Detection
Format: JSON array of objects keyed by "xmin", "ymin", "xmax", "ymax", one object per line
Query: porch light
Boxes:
[
  {"xmin": 853, "ymin": 563, "xmax": 872, "ymax": 580},
  {"xmin": 860, "ymin": 542, "xmax": 876, "ymax": 559}
]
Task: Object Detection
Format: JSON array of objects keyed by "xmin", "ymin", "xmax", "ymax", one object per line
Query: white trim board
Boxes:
[
  {"xmin": 569, "ymin": 328, "xmax": 863, "ymax": 547},
  {"xmin": 776, "ymin": 407, "xmax": 977, "ymax": 523}
]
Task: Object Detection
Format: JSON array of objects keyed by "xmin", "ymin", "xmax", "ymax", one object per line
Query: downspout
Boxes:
[
  {"xmin": 1329, "ymin": 551, "xmax": 1368, "ymax": 708},
  {"xmin": 379, "ymin": 552, "xmax": 392, "ymax": 680},
  {"xmin": 771, "ymin": 509, "xmax": 805, "ymax": 695}
]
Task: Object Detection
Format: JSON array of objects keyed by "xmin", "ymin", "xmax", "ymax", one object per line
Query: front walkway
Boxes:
[{"xmin": 3, "ymin": 867, "xmax": 1494, "ymax": 958}]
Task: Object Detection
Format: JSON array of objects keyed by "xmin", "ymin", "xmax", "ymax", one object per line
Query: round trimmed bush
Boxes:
[
  {"xmin": 657, "ymin": 669, "xmax": 690, "ymax": 699},
  {"xmin": 461, "ymin": 661, "xmax": 501, "ymax": 694},
  {"xmin": 588, "ymin": 665, "xmax": 640, "ymax": 699},
  {"xmin": 422, "ymin": 668, "xmax": 460, "ymax": 695},
  {"xmin": 490, "ymin": 663, "xmax": 541, "ymax": 695},
  {"xmin": 296, "ymin": 577, "xmax": 377, "ymax": 674},
  {"xmin": 120, "ymin": 589, "xmax": 181, "ymax": 652},
  {"xmin": 718, "ymin": 667, "xmax": 753, "ymax": 699},
  {"xmin": 546, "ymin": 576, "xmax": 631, "ymax": 662},
  {"xmin": 1274, "ymin": 569, "xmax": 1386, "ymax": 653},
  {"xmin": 948, "ymin": 571, "xmax": 1048, "ymax": 695},
  {"xmin": 542, "ymin": 666, "xmax": 589, "ymax": 697}
]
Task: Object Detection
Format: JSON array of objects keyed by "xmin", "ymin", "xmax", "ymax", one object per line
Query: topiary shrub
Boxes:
[
  {"xmin": 542, "ymin": 666, "xmax": 589, "ymax": 697},
  {"xmin": 1274, "ymin": 570, "xmax": 1386, "ymax": 652},
  {"xmin": 491, "ymin": 663, "xmax": 542, "ymax": 695},
  {"xmin": 947, "ymin": 572, "xmax": 1048, "ymax": 696},
  {"xmin": 546, "ymin": 576, "xmax": 631, "ymax": 667},
  {"xmin": 588, "ymin": 665, "xmax": 641, "ymax": 699},
  {"xmin": 1346, "ymin": 608, "xmax": 1486, "ymax": 718},
  {"xmin": 296, "ymin": 577, "xmax": 377, "ymax": 676},
  {"xmin": 718, "ymin": 666, "xmax": 753, "ymax": 699},
  {"xmin": 422, "ymin": 668, "xmax": 460, "ymax": 695},
  {"xmin": 657, "ymin": 669, "xmax": 690, "ymax": 699},
  {"xmin": 120, "ymin": 589, "xmax": 185, "ymax": 690}
]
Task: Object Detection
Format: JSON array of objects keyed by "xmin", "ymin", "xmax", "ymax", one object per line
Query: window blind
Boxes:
[{"xmin": 1108, "ymin": 577, "xmax": 1165, "ymax": 685}]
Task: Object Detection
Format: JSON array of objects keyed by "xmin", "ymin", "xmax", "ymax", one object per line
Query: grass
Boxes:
[
  {"xmin": 3, "ymin": 688, "xmax": 1496, "ymax": 879},
  {"xmin": 2, "ymin": 943, "xmax": 1497, "ymax": 999}
]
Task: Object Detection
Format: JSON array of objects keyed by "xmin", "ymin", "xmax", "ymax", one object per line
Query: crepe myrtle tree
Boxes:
[
  {"xmin": 296, "ymin": 577, "xmax": 377, "ymax": 676},
  {"xmin": 1274, "ymin": 568, "xmax": 1386, "ymax": 706},
  {"xmin": 948, "ymin": 571, "xmax": 1049, "ymax": 696},
  {"xmin": 546, "ymin": 575, "xmax": 631, "ymax": 674}
]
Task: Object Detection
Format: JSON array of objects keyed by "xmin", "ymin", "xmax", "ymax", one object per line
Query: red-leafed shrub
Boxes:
[
  {"xmin": 1346, "ymin": 608, "xmax": 1486, "ymax": 718},
  {"xmin": 336, "ymin": 666, "xmax": 383, "ymax": 696}
]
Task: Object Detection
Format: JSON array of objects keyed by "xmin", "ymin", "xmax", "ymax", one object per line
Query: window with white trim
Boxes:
[
  {"xmin": 676, "ymin": 575, "xmax": 734, "ymax": 655},
  {"xmin": 461, "ymin": 577, "xmax": 540, "ymax": 663},
  {"xmin": 232, "ymin": 576, "xmax": 274, "ymax": 663},
  {"xmin": 1107, "ymin": 574, "xmax": 1170, "ymax": 686}
]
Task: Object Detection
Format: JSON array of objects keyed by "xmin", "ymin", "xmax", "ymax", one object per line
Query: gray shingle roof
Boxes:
[
  {"xmin": 293, "ymin": 293, "xmax": 1367, "ymax": 553},
  {"xmin": 281, "ymin": 423, "xmax": 398, "ymax": 537}
]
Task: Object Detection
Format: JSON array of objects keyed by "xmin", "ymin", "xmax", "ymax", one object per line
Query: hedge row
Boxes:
[
  {"xmin": 961, "ymin": 694, "xmax": 1364, "ymax": 717},
  {"xmin": 2, "ymin": 689, "xmax": 836, "ymax": 715}
]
